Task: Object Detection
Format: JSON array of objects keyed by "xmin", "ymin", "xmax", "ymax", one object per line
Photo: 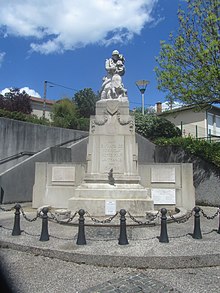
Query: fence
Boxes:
[{"xmin": 0, "ymin": 204, "xmax": 219, "ymax": 245}]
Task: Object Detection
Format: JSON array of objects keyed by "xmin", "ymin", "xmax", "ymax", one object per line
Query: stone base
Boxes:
[{"xmin": 68, "ymin": 183, "xmax": 154, "ymax": 216}]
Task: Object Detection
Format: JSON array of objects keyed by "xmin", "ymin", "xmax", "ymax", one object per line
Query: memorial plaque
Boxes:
[
  {"xmin": 151, "ymin": 166, "xmax": 175, "ymax": 183},
  {"xmin": 151, "ymin": 189, "xmax": 176, "ymax": 204},
  {"xmin": 105, "ymin": 200, "xmax": 116, "ymax": 215},
  {"xmin": 52, "ymin": 166, "xmax": 75, "ymax": 182},
  {"xmin": 100, "ymin": 136, "xmax": 124, "ymax": 173}
]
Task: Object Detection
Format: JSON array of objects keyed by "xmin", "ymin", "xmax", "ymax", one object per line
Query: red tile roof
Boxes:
[{"xmin": 30, "ymin": 96, "xmax": 55, "ymax": 105}]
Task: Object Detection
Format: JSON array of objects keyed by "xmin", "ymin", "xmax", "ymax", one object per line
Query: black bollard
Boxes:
[
  {"xmin": 118, "ymin": 209, "xmax": 129, "ymax": 245},
  {"xmin": 159, "ymin": 208, "xmax": 169, "ymax": 243},
  {"xmin": 76, "ymin": 209, "xmax": 86, "ymax": 245},
  {"xmin": 192, "ymin": 206, "xmax": 202, "ymax": 239},
  {"xmin": 39, "ymin": 207, "xmax": 49, "ymax": 241},
  {"xmin": 12, "ymin": 203, "xmax": 21, "ymax": 236},
  {"xmin": 217, "ymin": 206, "xmax": 220, "ymax": 234}
]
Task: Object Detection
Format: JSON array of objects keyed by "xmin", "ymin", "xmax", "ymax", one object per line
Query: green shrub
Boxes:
[
  {"xmin": 155, "ymin": 136, "xmax": 220, "ymax": 167},
  {"xmin": 0, "ymin": 108, "xmax": 50, "ymax": 125},
  {"xmin": 135, "ymin": 113, "xmax": 181, "ymax": 140}
]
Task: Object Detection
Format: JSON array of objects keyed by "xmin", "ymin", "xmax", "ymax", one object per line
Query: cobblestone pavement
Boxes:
[
  {"xmin": 1, "ymin": 249, "xmax": 220, "ymax": 293},
  {"xmin": 0, "ymin": 205, "xmax": 219, "ymax": 292}
]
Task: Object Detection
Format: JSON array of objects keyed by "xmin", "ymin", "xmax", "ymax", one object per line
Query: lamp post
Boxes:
[{"xmin": 135, "ymin": 80, "xmax": 149, "ymax": 115}]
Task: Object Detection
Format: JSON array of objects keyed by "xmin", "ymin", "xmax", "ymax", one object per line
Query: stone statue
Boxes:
[
  {"xmin": 100, "ymin": 50, "xmax": 128, "ymax": 100},
  {"xmin": 108, "ymin": 168, "xmax": 115, "ymax": 185}
]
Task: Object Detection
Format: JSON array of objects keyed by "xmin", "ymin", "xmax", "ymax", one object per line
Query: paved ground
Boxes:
[{"xmin": 0, "ymin": 204, "xmax": 219, "ymax": 292}]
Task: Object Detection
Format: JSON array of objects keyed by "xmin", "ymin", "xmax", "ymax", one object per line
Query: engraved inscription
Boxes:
[
  {"xmin": 100, "ymin": 136, "xmax": 124, "ymax": 173},
  {"xmin": 151, "ymin": 189, "xmax": 176, "ymax": 204},
  {"xmin": 52, "ymin": 167, "xmax": 75, "ymax": 182}
]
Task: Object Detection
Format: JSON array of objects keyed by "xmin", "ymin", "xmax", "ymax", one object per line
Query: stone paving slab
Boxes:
[{"xmin": 81, "ymin": 272, "xmax": 181, "ymax": 293}]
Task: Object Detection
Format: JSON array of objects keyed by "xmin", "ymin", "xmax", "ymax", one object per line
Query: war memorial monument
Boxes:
[{"xmin": 33, "ymin": 50, "xmax": 195, "ymax": 215}]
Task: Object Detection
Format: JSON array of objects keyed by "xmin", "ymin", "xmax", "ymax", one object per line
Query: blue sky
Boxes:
[{"xmin": 0, "ymin": 0, "xmax": 182, "ymax": 110}]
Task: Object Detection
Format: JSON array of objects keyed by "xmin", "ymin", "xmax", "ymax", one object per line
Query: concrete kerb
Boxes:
[{"xmin": 0, "ymin": 204, "xmax": 219, "ymax": 269}]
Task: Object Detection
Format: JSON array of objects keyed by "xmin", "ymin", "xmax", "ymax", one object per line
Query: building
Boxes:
[
  {"xmin": 156, "ymin": 103, "xmax": 220, "ymax": 139},
  {"xmin": 30, "ymin": 96, "xmax": 55, "ymax": 120}
]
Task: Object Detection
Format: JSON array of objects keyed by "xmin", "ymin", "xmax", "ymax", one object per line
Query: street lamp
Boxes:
[{"xmin": 135, "ymin": 80, "xmax": 149, "ymax": 115}]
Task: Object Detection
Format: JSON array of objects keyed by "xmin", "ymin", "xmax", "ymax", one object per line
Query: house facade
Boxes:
[
  {"xmin": 30, "ymin": 96, "xmax": 55, "ymax": 121},
  {"xmin": 157, "ymin": 104, "xmax": 220, "ymax": 139}
]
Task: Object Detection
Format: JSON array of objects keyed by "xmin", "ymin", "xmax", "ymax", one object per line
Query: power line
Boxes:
[{"xmin": 46, "ymin": 81, "xmax": 78, "ymax": 92}]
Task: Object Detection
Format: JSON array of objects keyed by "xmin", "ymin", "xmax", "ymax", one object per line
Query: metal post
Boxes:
[
  {"xmin": 12, "ymin": 203, "xmax": 21, "ymax": 236},
  {"xmin": 76, "ymin": 209, "xmax": 86, "ymax": 245},
  {"xmin": 192, "ymin": 206, "xmax": 202, "ymax": 239},
  {"xmin": 39, "ymin": 207, "xmax": 49, "ymax": 241},
  {"xmin": 118, "ymin": 209, "xmax": 129, "ymax": 245},
  {"xmin": 159, "ymin": 208, "xmax": 169, "ymax": 243},
  {"xmin": 141, "ymin": 92, "xmax": 144, "ymax": 115},
  {"xmin": 217, "ymin": 206, "xmax": 220, "ymax": 234}
]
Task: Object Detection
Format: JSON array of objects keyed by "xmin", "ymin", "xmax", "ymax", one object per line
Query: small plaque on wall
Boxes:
[
  {"xmin": 151, "ymin": 189, "xmax": 176, "ymax": 204},
  {"xmin": 52, "ymin": 166, "xmax": 75, "ymax": 182},
  {"xmin": 151, "ymin": 166, "xmax": 175, "ymax": 183},
  {"xmin": 105, "ymin": 200, "xmax": 116, "ymax": 215}
]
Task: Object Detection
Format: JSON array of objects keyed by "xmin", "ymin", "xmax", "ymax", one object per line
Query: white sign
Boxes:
[
  {"xmin": 105, "ymin": 200, "xmax": 116, "ymax": 215},
  {"xmin": 151, "ymin": 189, "xmax": 176, "ymax": 204},
  {"xmin": 151, "ymin": 166, "xmax": 175, "ymax": 183}
]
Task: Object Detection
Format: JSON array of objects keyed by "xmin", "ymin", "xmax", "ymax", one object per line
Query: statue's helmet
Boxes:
[{"xmin": 112, "ymin": 50, "xmax": 119, "ymax": 56}]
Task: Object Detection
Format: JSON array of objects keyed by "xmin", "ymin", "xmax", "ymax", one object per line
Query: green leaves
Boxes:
[
  {"xmin": 135, "ymin": 113, "xmax": 181, "ymax": 141},
  {"xmin": 155, "ymin": 0, "xmax": 220, "ymax": 107},
  {"xmin": 155, "ymin": 136, "xmax": 220, "ymax": 167}
]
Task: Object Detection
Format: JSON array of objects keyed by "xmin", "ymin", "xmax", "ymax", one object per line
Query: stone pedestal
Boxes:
[{"xmin": 68, "ymin": 99, "xmax": 153, "ymax": 215}]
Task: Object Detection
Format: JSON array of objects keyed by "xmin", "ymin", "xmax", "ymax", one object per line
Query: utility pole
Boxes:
[{"xmin": 43, "ymin": 80, "xmax": 47, "ymax": 119}]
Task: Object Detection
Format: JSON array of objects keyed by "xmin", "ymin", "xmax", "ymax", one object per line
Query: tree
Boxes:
[
  {"xmin": 74, "ymin": 88, "xmax": 99, "ymax": 118},
  {"xmin": 135, "ymin": 113, "xmax": 181, "ymax": 140},
  {"xmin": 0, "ymin": 88, "xmax": 32, "ymax": 114},
  {"xmin": 51, "ymin": 98, "xmax": 78, "ymax": 129},
  {"xmin": 155, "ymin": 0, "xmax": 220, "ymax": 107}
]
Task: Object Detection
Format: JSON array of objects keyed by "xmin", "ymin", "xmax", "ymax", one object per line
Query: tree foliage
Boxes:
[
  {"xmin": 135, "ymin": 113, "xmax": 181, "ymax": 140},
  {"xmin": 51, "ymin": 98, "xmax": 78, "ymax": 128},
  {"xmin": 155, "ymin": 0, "xmax": 220, "ymax": 107},
  {"xmin": 155, "ymin": 136, "xmax": 220, "ymax": 167},
  {"xmin": 0, "ymin": 88, "xmax": 32, "ymax": 114},
  {"xmin": 73, "ymin": 88, "xmax": 99, "ymax": 118}
]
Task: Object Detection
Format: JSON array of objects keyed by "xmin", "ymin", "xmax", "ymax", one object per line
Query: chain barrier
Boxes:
[
  {"xmin": 22, "ymin": 230, "xmax": 40, "ymax": 237},
  {"xmin": 85, "ymin": 211, "xmax": 119, "ymax": 224},
  {"xmin": 20, "ymin": 207, "xmax": 40, "ymax": 222},
  {"xmin": 127, "ymin": 210, "xmax": 160, "ymax": 225},
  {"xmin": 48, "ymin": 211, "xmax": 78, "ymax": 224},
  {"xmin": 0, "ymin": 206, "xmax": 14, "ymax": 212},
  {"xmin": 200, "ymin": 208, "xmax": 219, "ymax": 220},
  {"xmin": 168, "ymin": 208, "xmax": 194, "ymax": 224}
]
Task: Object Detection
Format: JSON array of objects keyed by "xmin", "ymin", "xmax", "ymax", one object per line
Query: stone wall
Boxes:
[
  {"xmin": 0, "ymin": 117, "xmax": 88, "ymax": 174},
  {"xmin": 155, "ymin": 146, "xmax": 220, "ymax": 206}
]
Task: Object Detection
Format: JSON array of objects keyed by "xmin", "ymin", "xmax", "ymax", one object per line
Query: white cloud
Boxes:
[
  {"xmin": 0, "ymin": 0, "xmax": 158, "ymax": 54},
  {"xmin": 1, "ymin": 87, "xmax": 41, "ymax": 97},
  {"xmin": 0, "ymin": 51, "xmax": 6, "ymax": 67}
]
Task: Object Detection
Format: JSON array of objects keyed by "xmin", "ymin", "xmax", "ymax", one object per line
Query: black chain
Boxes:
[
  {"xmin": 85, "ymin": 211, "xmax": 119, "ymax": 224},
  {"xmin": 0, "ymin": 206, "xmax": 14, "ymax": 212},
  {"xmin": 48, "ymin": 211, "xmax": 78, "ymax": 224},
  {"xmin": 22, "ymin": 230, "xmax": 40, "ymax": 237},
  {"xmin": 20, "ymin": 208, "xmax": 40, "ymax": 222},
  {"xmin": 200, "ymin": 208, "xmax": 219, "ymax": 220},
  {"xmin": 127, "ymin": 210, "xmax": 160, "ymax": 225},
  {"xmin": 168, "ymin": 208, "xmax": 194, "ymax": 224}
]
